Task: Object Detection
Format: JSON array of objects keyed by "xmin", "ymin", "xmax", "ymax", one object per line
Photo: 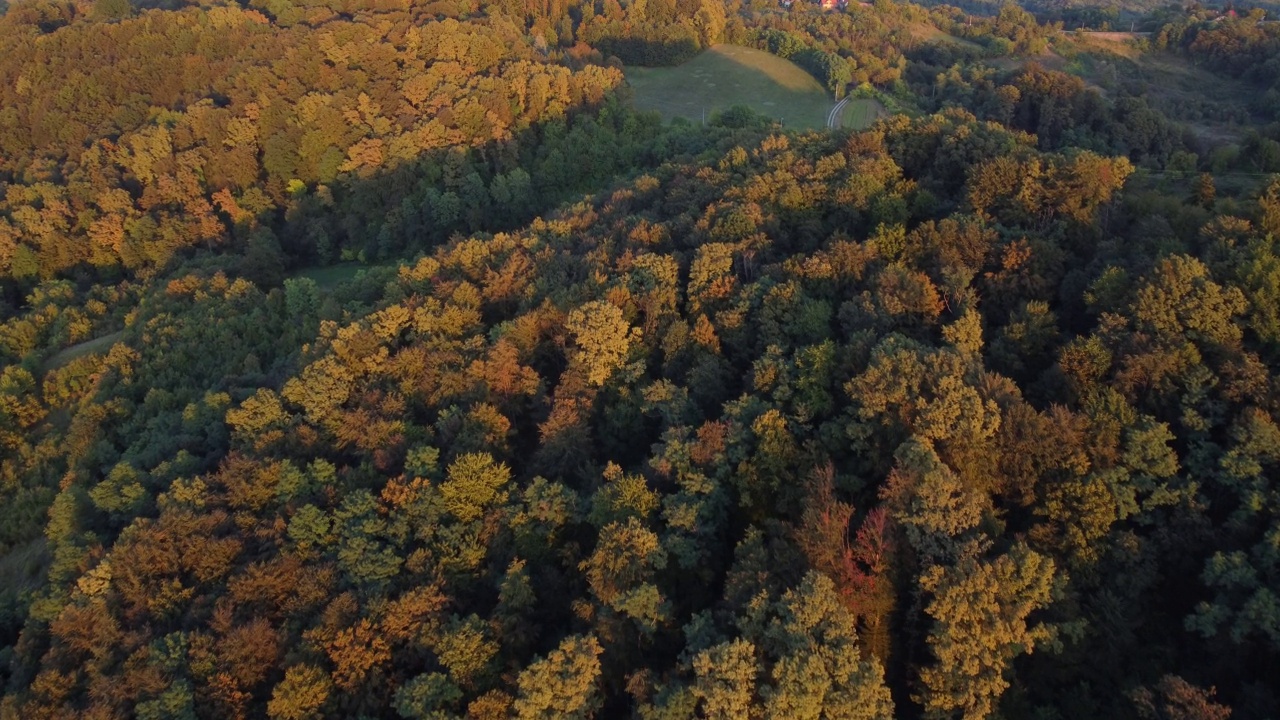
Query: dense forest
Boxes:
[{"xmin": 2, "ymin": 0, "xmax": 1280, "ymax": 717}]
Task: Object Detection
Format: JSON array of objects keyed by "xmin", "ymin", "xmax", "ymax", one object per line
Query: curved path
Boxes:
[{"xmin": 827, "ymin": 96, "xmax": 850, "ymax": 129}]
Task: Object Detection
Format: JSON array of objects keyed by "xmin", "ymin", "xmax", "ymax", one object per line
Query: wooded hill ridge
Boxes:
[{"xmin": 1, "ymin": 0, "xmax": 1280, "ymax": 718}]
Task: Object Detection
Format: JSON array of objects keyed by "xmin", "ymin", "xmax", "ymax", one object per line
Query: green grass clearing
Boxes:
[
  {"xmin": 909, "ymin": 23, "xmax": 984, "ymax": 51},
  {"xmin": 841, "ymin": 98, "xmax": 891, "ymax": 130},
  {"xmin": 626, "ymin": 44, "xmax": 833, "ymax": 130},
  {"xmin": 48, "ymin": 264, "xmax": 381, "ymax": 374},
  {"xmin": 292, "ymin": 262, "xmax": 388, "ymax": 292},
  {"xmin": 0, "ymin": 537, "xmax": 50, "ymax": 598},
  {"xmin": 44, "ymin": 330, "xmax": 123, "ymax": 372},
  {"xmin": 1041, "ymin": 38, "xmax": 1258, "ymax": 142},
  {"xmin": 48, "ymin": 264, "xmax": 386, "ymax": 373}
]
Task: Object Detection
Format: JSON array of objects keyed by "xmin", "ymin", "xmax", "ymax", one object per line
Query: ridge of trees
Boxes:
[
  {"xmin": 2, "ymin": 0, "xmax": 1280, "ymax": 717},
  {"xmin": 4, "ymin": 107, "xmax": 1278, "ymax": 717}
]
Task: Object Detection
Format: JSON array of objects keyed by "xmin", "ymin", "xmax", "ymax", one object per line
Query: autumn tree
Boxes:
[
  {"xmin": 917, "ymin": 544, "xmax": 1057, "ymax": 720},
  {"xmin": 512, "ymin": 635, "xmax": 604, "ymax": 719}
]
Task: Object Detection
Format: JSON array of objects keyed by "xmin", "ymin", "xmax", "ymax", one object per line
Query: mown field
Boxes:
[
  {"xmin": 840, "ymin": 98, "xmax": 892, "ymax": 129},
  {"xmin": 625, "ymin": 44, "xmax": 833, "ymax": 130}
]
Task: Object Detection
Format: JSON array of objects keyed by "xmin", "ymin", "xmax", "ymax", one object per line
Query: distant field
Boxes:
[
  {"xmin": 840, "ymin": 98, "xmax": 891, "ymax": 130},
  {"xmin": 909, "ymin": 23, "xmax": 984, "ymax": 50},
  {"xmin": 1034, "ymin": 35, "xmax": 1260, "ymax": 142},
  {"xmin": 626, "ymin": 45, "xmax": 832, "ymax": 130},
  {"xmin": 1079, "ymin": 31, "xmax": 1151, "ymax": 44}
]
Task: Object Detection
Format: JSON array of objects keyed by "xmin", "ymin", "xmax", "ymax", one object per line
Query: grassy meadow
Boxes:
[
  {"xmin": 839, "ymin": 98, "xmax": 892, "ymax": 129},
  {"xmin": 626, "ymin": 44, "xmax": 833, "ymax": 130}
]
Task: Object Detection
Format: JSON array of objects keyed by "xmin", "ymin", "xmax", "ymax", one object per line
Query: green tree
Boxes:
[
  {"xmin": 692, "ymin": 639, "xmax": 757, "ymax": 720},
  {"xmin": 1260, "ymin": 175, "xmax": 1280, "ymax": 236},
  {"xmin": 89, "ymin": 462, "xmax": 150, "ymax": 517},
  {"xmin": 440, "ymin": 453, "xmax": 511, "ymax": 523},
  {"xmin": 758, "ymin": 573, "xmax": 893, "ymax": 720},
  {"xmin": 679, "ymin": 572, "xmax": 893, "ymax": 719},
  {"xmin": 394, "ymin": 673, "xmax": 463, "ymax": 720},
  {"xmin": 582, "ymin": 517, "xmax": 670, "ymax": 633}
]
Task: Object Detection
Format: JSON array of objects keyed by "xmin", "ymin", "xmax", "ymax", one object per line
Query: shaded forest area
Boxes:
[{"xmin": 1, "ymin": 0, "xmax": 1280, "ymax": 718}]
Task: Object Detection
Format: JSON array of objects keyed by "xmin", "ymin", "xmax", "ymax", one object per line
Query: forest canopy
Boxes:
[{"xmin": 2, "ymin": 0, "xmax": 1280, "ymax": 718}]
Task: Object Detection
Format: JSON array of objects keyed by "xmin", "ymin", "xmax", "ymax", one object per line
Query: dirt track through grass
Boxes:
[{"xmin": 626, "ymin": 45, "xmax": 832, "ymax": 130}]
